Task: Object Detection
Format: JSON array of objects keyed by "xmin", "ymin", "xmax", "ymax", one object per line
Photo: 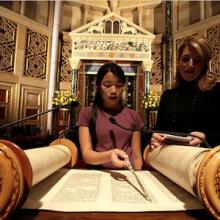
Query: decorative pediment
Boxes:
[
  {"xmin": 71, "ymin": 12, "xmax": 154, "ymax": 36},
  {"xmin": 69, "ymin": 12, "xmax": 155, "ymax": 67}
]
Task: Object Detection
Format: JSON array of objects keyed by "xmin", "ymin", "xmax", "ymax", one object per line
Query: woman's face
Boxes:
[
  {"xmin": 99, "ymin": 71, "xmax": 124, "ymax": 109},
  {"xmin": 178, "ymin": 45, "xmax": 205, "ymax": 82}
]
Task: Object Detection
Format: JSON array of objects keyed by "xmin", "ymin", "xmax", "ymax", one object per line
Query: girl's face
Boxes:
[
  {"xmin": 178, "ymin": 45, "xmax": 205, "ymax": 82},
  {"xmin": 100, "ymin": 71, "xmax": 125, "ymax": 109}
]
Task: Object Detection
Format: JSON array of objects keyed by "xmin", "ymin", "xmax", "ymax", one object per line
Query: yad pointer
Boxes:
[{"xmin": 125, "ymin": 159, "xmax": 151, "ymax": 201}]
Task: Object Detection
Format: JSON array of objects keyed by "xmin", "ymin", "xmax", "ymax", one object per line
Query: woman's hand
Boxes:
[
  {"xmin": 149, "ymin": 133, "xmax": 166, "ymax": 149},
  {"xmin": 149, "ymin": 131, "xmax": 206, "ymax": 149},
  {"xmin": 189, "ymin": 131, "xmax": 206, "ymax": 147},
  {"xmin": 111, "ymin": 149, "xmax": 128, "ymax": 168}
]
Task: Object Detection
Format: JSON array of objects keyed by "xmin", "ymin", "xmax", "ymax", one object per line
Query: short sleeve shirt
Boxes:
[{"xmin": 77, "ymin": 106, "xmax": 144, "ymax": 169}]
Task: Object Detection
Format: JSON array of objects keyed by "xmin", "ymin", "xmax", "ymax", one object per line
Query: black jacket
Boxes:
[{"xmin": 155, "ymin": 81, "xmax": 220, "ymax": 147}]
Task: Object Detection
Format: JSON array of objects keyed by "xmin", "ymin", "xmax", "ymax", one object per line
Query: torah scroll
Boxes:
[
  {"xmin": 0, "ymin": 139, "xmax": 219, "ymax": 219},
  {"xmin": 144, "ymin": 144, "xmax": 220, "ymax": 219},
  {"xmin": 0, "ymin": 138, "xmax": 78, "ymax": 220}
]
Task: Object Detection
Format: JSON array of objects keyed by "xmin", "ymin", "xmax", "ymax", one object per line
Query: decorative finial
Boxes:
[{"xmin": 108, "ymin": 0, "xmax": 118, "ymax": 12}]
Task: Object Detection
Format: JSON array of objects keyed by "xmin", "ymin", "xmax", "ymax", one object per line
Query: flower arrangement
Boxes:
[
  {"xmin": 142, "ymin": 90, "xmax": 160, "ymax": 110},
  {"xmin": 53, "ymin": 90, "xmax": 77, "ymax": 106}
]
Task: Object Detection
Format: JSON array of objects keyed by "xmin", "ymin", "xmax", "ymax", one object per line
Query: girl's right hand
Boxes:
[
  {"xmin": 149, "ymin": 133, "xmax": 166, "ymax": 149},
  {"xmin": 111, "ymin": 149, "xmax": 128, "ymax": 168}
]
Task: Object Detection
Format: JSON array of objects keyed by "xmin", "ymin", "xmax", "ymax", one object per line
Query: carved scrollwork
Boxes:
[
  {"xmin": 24, "ymin": 29, "xmax": 48, "ymax": 79},
  {"xmin": 73, "ymin": 40, "xmax": 149, "ymax": 52},
  {"xmin": 215, "ymin": 167, "xmax": 220, "ymax": 199},
  {"xmin": 197, "ymin": 146, "xmax": 220, "ymax": 219},
  {"xmin": 0, "ymin": 16, "xmax": 17, "ymax": 73},
  {"xmin": 59, "ymin": 36, "xmax": 72, "ymax": 82},
  {"xmin": 0, "ymin": 142, "xmax": 23, "ymax": 220},
  {"xmin": 151, "ymin": 43, "xmax": 163, "ymax": 85},
  {"xmin": 207, "ymin": 24, "xmax": 220, "ymax": 81}
]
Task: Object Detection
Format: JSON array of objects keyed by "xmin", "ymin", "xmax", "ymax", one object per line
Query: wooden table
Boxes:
[{"xmin": 10, "ymin": 209, "xmax": 214, "ymax": 220}]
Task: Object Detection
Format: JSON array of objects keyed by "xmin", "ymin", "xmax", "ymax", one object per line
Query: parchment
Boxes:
[
  {"xmin": 24, "ymin": 145, "xmax": 71, "ymax": 185},
  {"xmin": 22, "ymin": 169, "xmax": 204, "ymax": 212},
  {"xmin": 147, "ymin": 145, "xmax": 210, "ymax": 196}
]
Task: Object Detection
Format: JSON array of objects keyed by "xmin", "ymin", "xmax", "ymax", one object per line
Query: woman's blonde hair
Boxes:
[{"xmin": 175, "ymin": 35, "xmax": 216, "ymax": 91}]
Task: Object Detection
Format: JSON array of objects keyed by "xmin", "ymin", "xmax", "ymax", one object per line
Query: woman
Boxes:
[
  {"xmin": 77, "ymin": 62, "xmax": 144, "ymax": 170},
  {"xmin": 150, "ymin": 36, "xmax": 220, "ymax": 149}
]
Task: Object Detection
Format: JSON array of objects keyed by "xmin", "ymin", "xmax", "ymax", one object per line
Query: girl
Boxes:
[{"xmin": 77, "ymin": 63, "xmax": 144, "ymax": 170}]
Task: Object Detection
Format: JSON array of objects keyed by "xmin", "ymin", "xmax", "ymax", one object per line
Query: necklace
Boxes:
[{"xmin": 172, "ymin": 89, "xmax": 200, "ymax": 130}]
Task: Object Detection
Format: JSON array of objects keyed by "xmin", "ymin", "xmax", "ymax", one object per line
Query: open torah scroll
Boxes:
[{"xmin": 0, "ymin": 139, "xmax": 219, "ymax": 219}]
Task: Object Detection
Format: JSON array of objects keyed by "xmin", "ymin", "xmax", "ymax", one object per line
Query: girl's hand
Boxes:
[
  {"xmin": 111, "ymin": 149, "xmax": 128, "ymax": 168},
  {"xmin": 189, "ymin": 131, "xmax": 206, "ymax": 147},
  {"xmin": 149, "ymin": 133, "xmax": 166, "ymax": 149}
]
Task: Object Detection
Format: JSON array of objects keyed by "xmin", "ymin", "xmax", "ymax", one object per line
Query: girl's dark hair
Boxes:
[{"xmin": 89, "ymin": 62, "xmax": 126, "ymax": 146}]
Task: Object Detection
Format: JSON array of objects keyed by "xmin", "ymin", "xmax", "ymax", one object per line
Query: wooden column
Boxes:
[
  {"xmin": 47, "ymin": 0, "xmax": 62, "ymax": 134},
  {"xmin": 165, "ymin": 0, "xmax": 173, "ymax": 89}
]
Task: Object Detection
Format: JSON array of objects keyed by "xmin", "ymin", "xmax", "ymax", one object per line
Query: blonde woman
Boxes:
[{"xmin": 150, "ymin": 36, "xmax": 220, "ymax": 149}]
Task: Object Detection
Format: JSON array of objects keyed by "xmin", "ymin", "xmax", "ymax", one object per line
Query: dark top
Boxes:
[{"xmin": 155, "ymin": 81, "xmax": 220, "ymax": 147}]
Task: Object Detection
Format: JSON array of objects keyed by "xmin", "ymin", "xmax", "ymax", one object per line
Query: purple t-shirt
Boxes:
[{"xmin": 76, "ymin": 106, "xmax": 144, "ymax": 168}]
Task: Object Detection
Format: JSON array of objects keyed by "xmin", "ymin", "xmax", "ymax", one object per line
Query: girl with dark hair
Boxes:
[
  {"xmin": 77, "ymin": 63, "xmax": 144, "ymax": 170},
  {"xmin": 150, "ymin": 36, "xmax": 220, "ymax": 149}
]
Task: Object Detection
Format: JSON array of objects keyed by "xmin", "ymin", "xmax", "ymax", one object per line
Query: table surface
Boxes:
[{"xmin": 10, "ymin": 209, "xmax": 215, "ymax": 220}]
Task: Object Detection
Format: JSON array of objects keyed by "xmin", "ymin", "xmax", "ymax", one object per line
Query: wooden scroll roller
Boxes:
[
  {"xmin": 0, "ymin": 138, "xmax": 78, "ymax": 220},
  {"xmin": 143, "ymin": 145, "xmax": 220, "ymax": 220}
]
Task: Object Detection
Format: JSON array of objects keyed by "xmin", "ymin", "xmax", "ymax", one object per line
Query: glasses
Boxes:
[{"xmin": 180, "ymin": 55, "xmax": 203, "ymax": 65}]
